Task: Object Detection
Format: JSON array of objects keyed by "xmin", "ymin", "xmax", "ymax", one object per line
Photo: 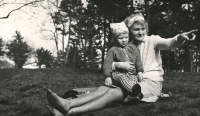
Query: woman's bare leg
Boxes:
[
  {"xmin": 69, "ymin": 86, "xmax": 110, "ymax": 108},
  {"xmin": 68, "ymin": 87, "xmax": 124, "ymax": 115},
  {"xmin": 47, "ymin": 86, "xmax": 110, "ymax": 114}
]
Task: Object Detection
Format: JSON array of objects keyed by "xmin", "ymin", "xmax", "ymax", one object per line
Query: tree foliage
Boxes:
[
  {"xmin": 36, "ymin": 47, "xmax": 54, "ymax": 69},
  {"xmin": 3, "ymin": 0, "xmax": 199, "ymax": 71},
  {"xmin": 90, "ymin": 0, "xmax": 200, "ymax": 72},
  {"xmin": 0, "ymin": 37, "xmax": 4, "ymax": 56},
  {"xmin": 6, "ymin": 31, "xmax": 32, "ymax": 68}
]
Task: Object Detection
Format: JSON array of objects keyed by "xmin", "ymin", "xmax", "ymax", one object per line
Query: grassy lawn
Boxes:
[{"xmin": 0, "ymin": 68, "xmax": 200, "ymax": 116}]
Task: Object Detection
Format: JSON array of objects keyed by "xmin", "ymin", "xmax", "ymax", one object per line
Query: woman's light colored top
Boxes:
[{"xmin": 138, "ymin": 35, "xmax": 183, "ymax": 81}]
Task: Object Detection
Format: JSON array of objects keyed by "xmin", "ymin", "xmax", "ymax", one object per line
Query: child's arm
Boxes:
[
  {"xmin": 103, "ymin": 48, "xmax": 115, "ymax": 79},
  {"xmin": 137, "ymin": 72, "xmax": 143, "ymax": 82}
]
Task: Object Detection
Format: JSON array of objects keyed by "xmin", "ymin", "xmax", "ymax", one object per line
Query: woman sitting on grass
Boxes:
[
  {"xmin": 47, "ymin": 14, "xmax": 197, "ymax": 115},
  {"xmin": 112, "ymin": 14, "xmax": 197, "ymax": 102}
]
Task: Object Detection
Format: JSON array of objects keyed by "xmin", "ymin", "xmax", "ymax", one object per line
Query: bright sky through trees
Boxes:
[{"xmin": 0, "ymin": 0, "xmax": 88, "ymax": 56}]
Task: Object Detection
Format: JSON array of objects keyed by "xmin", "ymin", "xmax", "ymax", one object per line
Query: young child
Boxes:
[{"xmin": 103, "ymin": 22, "xmax": 143, "ymax": 97}]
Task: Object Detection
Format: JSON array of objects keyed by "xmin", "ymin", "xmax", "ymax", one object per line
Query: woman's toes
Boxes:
[{"xmin": 46, "ymin": 104, "xmax": 55, "ymax": 115}]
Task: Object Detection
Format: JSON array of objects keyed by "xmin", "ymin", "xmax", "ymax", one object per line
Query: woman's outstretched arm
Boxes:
[
  {"xmin": 154, "ymin": 29, "xmax": 198, "ymax": 50},
  {"xmin": 177, "ymin": 29, "xmax": 198, "ymax": 43}
]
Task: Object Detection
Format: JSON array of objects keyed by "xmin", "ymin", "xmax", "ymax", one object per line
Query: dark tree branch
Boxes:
[
  {"xmin": 0, "ymin": 0, "xmax": 4, "ymax": 3},
  {"xmin": 0, "ymin": 3, "xmax": 6, "ymax": 7},
  {"xmin": 20, "ymin": 10, "xmax": 45, "ymax": 21},
  {"xmin": 47, "ymin": 0, "xmax": 58, "ymax": 8},
  {"xmin": 0, "ymin": 0, "xmax": 42, "ymax": 19},
  {"xmin": 108, "ymin": 0, "xmax": 133, "ymax": 15}
]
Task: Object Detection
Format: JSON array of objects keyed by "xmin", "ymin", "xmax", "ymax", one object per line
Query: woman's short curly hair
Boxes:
[{"xmin": 123, "ymin": 14, "xmax": 149, "ymax": 34}]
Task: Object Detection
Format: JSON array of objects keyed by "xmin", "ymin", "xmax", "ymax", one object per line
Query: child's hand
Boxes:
[
  {"xmin": 137, "ymin": 72, "xmax": 143, "ymax": 82},
  {"xmin": 105, "ymin": 77, "xmax": 113, "ymax": 86}
]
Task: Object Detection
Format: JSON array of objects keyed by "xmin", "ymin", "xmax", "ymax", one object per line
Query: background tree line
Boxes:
[
  {"xmin": 0, "ymin": 31, "xmax": 54, "ymax": 69},
  {"xmin": 0, "ymin": 0, "xmax": 200, "ymax": 72},
  {"xmin": 52, "ymin": 0, "xmax": 200, "ymax": 72}
]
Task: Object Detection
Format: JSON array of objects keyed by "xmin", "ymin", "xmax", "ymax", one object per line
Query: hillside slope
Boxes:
[
  {"xmin": 0, "ymin": 69, "xmax": 200, "ymax": 116},
  {"xmin": 0, "ymin": 60, "xmax": 14, "ymax": 68}
]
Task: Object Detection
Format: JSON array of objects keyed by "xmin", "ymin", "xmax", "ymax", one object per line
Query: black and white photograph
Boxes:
[{"xmin": 0, "ymin": 0, "xmax": 200, "ymax": 116}]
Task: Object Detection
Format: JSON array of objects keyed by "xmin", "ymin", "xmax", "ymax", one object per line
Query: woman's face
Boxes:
[
  {"xmin": 116, "ymin": 33, "xmax": 129, "ymax": 47},
  {"xmin": 129, "ymin": 23, "xmax": 146, "ymax": 42}
]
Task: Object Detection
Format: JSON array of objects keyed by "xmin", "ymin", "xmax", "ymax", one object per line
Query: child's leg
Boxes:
[
  {"xmin": 112, "ymin": 73, "xmax": 137, "ymax": 94},
  {"xmin": 113, "ymin": 73, "xmax": 143, "ymax": 105}
]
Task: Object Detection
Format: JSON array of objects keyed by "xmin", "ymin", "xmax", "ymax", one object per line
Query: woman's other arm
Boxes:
[{"xmin": 112, "ymin": 62, "xmax": 136, "ymax": 72}]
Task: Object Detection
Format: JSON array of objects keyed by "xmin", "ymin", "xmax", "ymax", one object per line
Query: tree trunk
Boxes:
[
  {"xmin": 90, "ymin": 42, "xmax": 94, "ymax": 69},
  {"xmin": 54, "ymin": 34, "xmax": 59, "ymax": 53},
  {"xmin": 89, "ymin": 16, "xmax": 94, "ymax": 69},
  {"xmin": 144, "ymin": 0, "xmax": 150, "ymax": 35},
  {"xmin": 190, "ymin": 46, "xmax": 193, "ymax": 72},
  {"xmin": 80, "ymin": 37, "xmax": 86, "ymax": 68},
  {"xmin": 108, "ymin": 15, "xmax": 112, "ymax": 50},
  {"xmin": 66, "ymin": 6, "xmax": 72, "ymax": 66},
  {"xmin": 144, "ymin": 0, "xmax": 150, "ymax": 20},
  {"xmin": 195, "ymin": 47, "xmax": 198, "ymax": 72},
  {"xmin": 199, "ymin": 49, "xmax": 200, "ymax": 72},
  {"xmin": 62, "ymin": 30, "xmax": 65, "ymax": 63},
  {"xmin": 178, "ymin": 48, "xmax": 181, "ymax": 72},
  {"xmin": 72, "ymin": 46, "xmax": 77, "ymax": 68},
  {"xmin": 84, "ymin": 38, "xmax": 87, "ymax": 69},
  {"xmin": 131, "ymin": 0, "xmax": 134, "ymax": 11},
  {"xmin": 184, "ymin": 45, "xmax": 191, "ymax": 72},
  {"xmin": 101, "ymin": 15, "xmax": 106, "ymax": 69},
  {"xmin": 167, "ymin": 50, "xmax": 171, "ymax": 71}
]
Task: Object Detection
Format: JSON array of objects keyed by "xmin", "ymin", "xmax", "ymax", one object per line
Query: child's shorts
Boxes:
[{"xmin": 112, "ymin": 71, "xmax": 138, "ymax": 95}]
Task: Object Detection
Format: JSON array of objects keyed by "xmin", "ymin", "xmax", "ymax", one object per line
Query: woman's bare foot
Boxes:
[
  {"xmin": 47, "ymin": 89, "xmax": 70, "ymax": 115},
  {"xmin": 47, "ymin": 104, "xmax": 66, "ymax": 116}
]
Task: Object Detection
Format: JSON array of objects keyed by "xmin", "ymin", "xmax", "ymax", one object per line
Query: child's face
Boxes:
[{"xmin": 116, "ymin": 33, "xmax": 129, "ymax": 47}]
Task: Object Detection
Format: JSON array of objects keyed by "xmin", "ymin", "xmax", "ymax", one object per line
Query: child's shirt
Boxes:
[{"xmin": 103, "ymin": 43, "xmax": 143, "ymax": 78}]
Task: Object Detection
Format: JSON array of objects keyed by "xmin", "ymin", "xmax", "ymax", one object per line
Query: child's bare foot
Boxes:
[{"xmin": 47, "ymin": 89, "xmax": 70, "ymax": 115}]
